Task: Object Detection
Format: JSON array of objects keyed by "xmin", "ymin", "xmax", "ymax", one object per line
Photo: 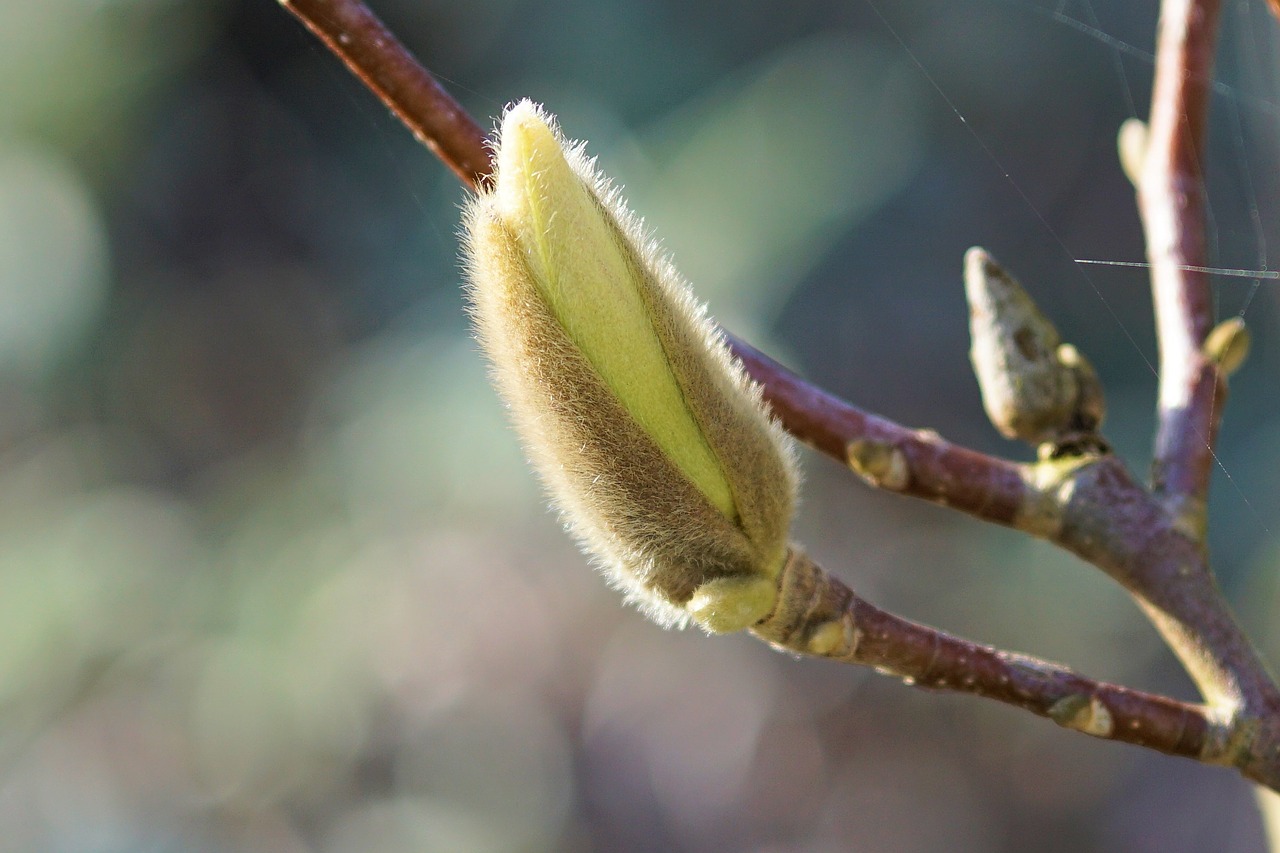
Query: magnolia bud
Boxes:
[
  {"xmin": 965, "ymin": 247, "xmax": 1105, "ymax": 448},
  {"xmin": 462, "ymin": 101, "xmax": 797, "ymax": 632}
]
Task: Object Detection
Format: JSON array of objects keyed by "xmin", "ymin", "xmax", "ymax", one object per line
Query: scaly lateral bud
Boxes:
[
  {"xmin": 965, "ymin": 247, "xmax": 1106, "ymax": 447},
  {"xmin": 463, "ymin": 101, "xmax": 797, "ymax": 632}
]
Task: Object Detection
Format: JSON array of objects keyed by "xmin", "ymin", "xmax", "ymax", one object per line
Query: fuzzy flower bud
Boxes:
[{"xmin": 462, "ymin": 101, "xmax": 797, "ymax": 632}]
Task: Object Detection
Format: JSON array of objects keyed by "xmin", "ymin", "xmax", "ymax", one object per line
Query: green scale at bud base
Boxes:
[{"xmin": 463, "ymin": 101, "xmax": 798, "ymax": 632}]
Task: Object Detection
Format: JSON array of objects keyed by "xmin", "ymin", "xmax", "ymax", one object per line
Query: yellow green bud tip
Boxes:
[{"xmin": 463, "ymin": 100, "xmax": 798, "ymax": 629}]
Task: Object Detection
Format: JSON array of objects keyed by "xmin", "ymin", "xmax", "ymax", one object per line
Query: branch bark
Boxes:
[
  {"xmin": 274, "ymin": 0, "xmax": 1025, "ymax": 514},
  {"xmin": 728, "ymin": 335, "xmax": 1037, "ymax": 528},
  {"xmin": 279, "ymin": 0, "xmax": 491, "ymax": 187},
  {"xmin": 1140, "ymin": 0, "xmax": 1224, "ymax": 529},
  {"xmin": 755, "ymin": 549, "xmax": 1223, "ymax": 766},
  {"xmin": 275, "ymin": 0, "xmax": 1280, "ymax": 791}
]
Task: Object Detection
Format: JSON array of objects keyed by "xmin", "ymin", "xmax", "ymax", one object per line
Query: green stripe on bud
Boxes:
[
  {"xmin": 463, "ymin": 101, "xmax": 797, "ymax": 632},
  {"xmin": 493, "ymin": 105, "xmax": 735, "ymax": 518}
]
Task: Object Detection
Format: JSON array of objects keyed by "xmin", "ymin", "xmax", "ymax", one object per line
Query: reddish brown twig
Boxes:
[
  {"xmin": 279, "ymin": 0, "xmax": 491, "ymax": 187},
  {"xmin": 728, "ymin": 335, "xmax": 1035, "ymax": 527},
  {"xmin": 274, "ymin": 0, "xmax": 1280, "ymax": 790},
  {"xmin": 1139, "ymin": 0, "xmax": 1224, "ymax": 524},
  {"xmin": 275, "ymin": 0, "xmax": 1024, "ymax": 517},
  {"xmin": 755, "ymin": 550, "xmax": 1220, "ymax": 765}
]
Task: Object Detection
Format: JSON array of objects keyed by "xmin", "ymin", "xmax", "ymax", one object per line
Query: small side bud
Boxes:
[
  {"xmin": 965, "ymin": 248, "xmax": 1106, "ymax": 450},
  {"xmin": 1204, "ymin": 317, "xmax": 1250, "ymax": 377},
  {"xmin": 806, "ymin": 619, "xmax": 853, "ymax": 656},
  {"xmin": 463, "ymin": 101, "xmax": 798, "ymax": 632},
  {"xmin": 1117, "ymin": 118, "xmax": 1147, "ymax": 187},
  {"xmin": 1048, "ymin": 694, "xmax": 1114, "ymax": 737},
  {"xmin": 846, "ymin": 439, "xmax": 909, "ymax": 490}
]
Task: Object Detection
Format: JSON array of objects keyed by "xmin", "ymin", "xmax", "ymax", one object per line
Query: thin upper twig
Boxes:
[
  {"xmin": 1129, "ymin": 0, "xmax": 1280, "ymax": 726},
  {"xmin": 279, "ymin": 0, "xmax": 491, "ymax": 187},
  {"xmin": 1140, "ymin": 0, "xmax": 1224, "ymax": 523}
]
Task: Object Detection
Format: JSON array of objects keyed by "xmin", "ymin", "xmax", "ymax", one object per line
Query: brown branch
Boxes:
[
  {"xmin": 1048, "ymin": 455, "xmax": 1280, "ymax": 721},
  {"xmin": 731, "ymin": 336, "xmax": 1272, "ymax": 736},
  {"xmin": 754, "ymin": 550, "xmax": 1228, "ymax": 770},
  {"xmin": 1126, "ymin": 0, "xmax": 1280, "ymax": 731},
  {"xmin": 279, "ymin": 0, "xmax": 491, "ymax": 188},
  {"xmin": 275, "ymin": 0, "xmax": 1280, "ymax": 790},
  {"xmin": 728, "ymin": 335, "xmax": 1036, "ymax": 527},
  {"xmin": 1140, "ymin": 0, "xmax": 1224, "ymax": 525},
  {"xmin": 275, "ymin": 0, "xmax": 1028, "ymax": 527}
]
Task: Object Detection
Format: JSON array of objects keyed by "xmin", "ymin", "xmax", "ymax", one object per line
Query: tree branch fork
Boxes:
[{"xmin": 278, "ymin": 0, "xmax": 1280, "ymax": 790}]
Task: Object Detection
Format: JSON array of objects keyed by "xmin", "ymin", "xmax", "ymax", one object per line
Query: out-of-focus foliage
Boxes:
[{"xmin": 1, "ymin": 0, "xmax": 1278, "ymax": 850}]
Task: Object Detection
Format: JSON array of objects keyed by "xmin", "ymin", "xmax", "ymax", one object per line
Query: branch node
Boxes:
[
  {"xmin": 1168, "ymin": 494, "xmax": 1209, "ymax": 543},
  {"xmin": 806, "ymin": 616, "xmax": 857, "ymax": 657},
  {"xmin": 1011, "ymin": 454, "xmax": 1105, "ymax": 539},
  {"xmin": 846, "ymin": 439, "xmax": 910, "ymax": 490},
  {"xmin": 1049, "ymin": 693, "xmax": 1115, "ymax": 737},
  {"xmin": 754, "ymin": 548, "xmax": 854, "ymax": 651}
]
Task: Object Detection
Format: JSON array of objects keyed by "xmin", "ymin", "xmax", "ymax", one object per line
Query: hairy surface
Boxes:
[{"xmin": 463, "ymin": 101, "xmax": 797, "ymax": 629}]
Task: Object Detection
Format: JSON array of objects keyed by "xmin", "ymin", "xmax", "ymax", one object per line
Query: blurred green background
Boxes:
[{"xmin": 2, "ymin": 0, "xmax": 1280, "ymax": 850}]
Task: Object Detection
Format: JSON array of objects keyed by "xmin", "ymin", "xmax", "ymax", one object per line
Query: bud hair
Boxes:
[{"xmin": 462, "ymin": 101, "xmax": 797, "ymax": 631}]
